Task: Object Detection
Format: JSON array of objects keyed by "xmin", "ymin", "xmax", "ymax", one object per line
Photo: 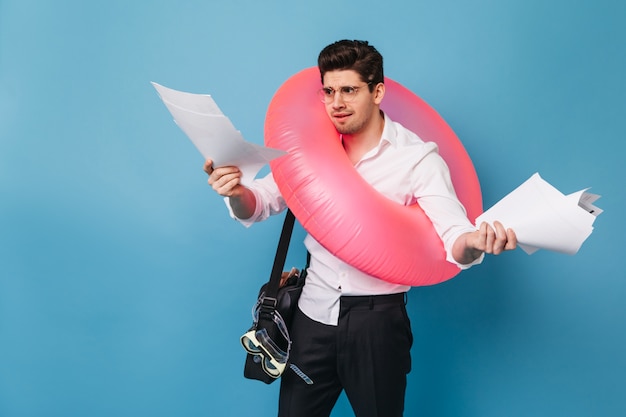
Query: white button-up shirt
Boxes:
[{"xmin": 227, "ymin": 114, "xmax": 482, "ymax": 325}]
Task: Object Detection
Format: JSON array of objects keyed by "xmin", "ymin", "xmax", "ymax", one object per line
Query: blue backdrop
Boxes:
[{"xmin": 1, "ymin": 0, "xmax": 624, "ymax": 416}]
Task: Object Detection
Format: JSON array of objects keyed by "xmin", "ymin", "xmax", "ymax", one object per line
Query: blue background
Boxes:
[{"xmin": 1, "ymin": 0, "xmax": 624, "ymax": 416}]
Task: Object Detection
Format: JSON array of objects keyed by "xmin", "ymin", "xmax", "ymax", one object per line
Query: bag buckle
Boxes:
[{"xmin": 259, "ymin": 296, "xmax": 278, "ymax": 317}]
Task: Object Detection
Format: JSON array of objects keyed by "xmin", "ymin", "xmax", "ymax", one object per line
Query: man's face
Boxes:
[{"xmin": 321, "ymin": 69, "xmax": 383, "ymax": 135}]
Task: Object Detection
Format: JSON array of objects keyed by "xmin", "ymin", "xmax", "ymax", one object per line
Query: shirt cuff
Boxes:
[
  {"xmin": 223, "ymin": 193, "xmax": 263, "ymax": 228},
  {"xmin": 444, "ymin": 228, "xmax": 485, "ymax": 270}
]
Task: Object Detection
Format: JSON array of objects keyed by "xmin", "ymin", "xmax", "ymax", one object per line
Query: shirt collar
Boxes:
[{"xmin": 380, "ymin": 112, "xmax": 398, "ymax": 148}]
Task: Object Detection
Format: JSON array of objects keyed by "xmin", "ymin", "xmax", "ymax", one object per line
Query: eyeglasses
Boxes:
[{"xmin": 317, "ymin": 82, "xmax": 372, "ymax": 103}]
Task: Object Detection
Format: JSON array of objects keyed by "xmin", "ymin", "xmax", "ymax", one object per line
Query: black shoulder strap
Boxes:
[{"xmin": 263, "ymin": 209, "xmax": 296, "ymax": 303}]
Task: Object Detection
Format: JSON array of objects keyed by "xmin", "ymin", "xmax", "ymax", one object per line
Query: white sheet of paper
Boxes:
[
  {"xmin": 475, "ymin": 173, "xmax": 602, "ymax": 255},
  {"xmin": 152, "ymin": 82, "xmax": 286, "ymax": 186}
]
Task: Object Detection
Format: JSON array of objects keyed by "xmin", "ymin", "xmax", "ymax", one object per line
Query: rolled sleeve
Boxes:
[
  {"xmin": 411, "ymin": 149, "xmax": 483, "ymax": 270},
  {"xmin": 224, "ymin": 173, "xmax": 286, "ymax": 227}
]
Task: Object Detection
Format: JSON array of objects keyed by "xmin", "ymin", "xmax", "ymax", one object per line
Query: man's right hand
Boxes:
[
  {"xmin": 203, "ymin": 159, "xmax": 256, "ymax": 219},
  {"xmin": 203, "ymin": 159, "xmax": 245, "ymax": 198}
]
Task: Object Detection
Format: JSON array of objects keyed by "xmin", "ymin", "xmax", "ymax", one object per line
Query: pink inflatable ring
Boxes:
[{"xmin": 265, "ymin": 67, "xmax": 482, "ymax": 286}]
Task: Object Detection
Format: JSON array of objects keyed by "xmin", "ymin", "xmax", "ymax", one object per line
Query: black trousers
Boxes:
[{"xmin": 278, "ymin": 293, "xmax": 413, "ymax": 417}]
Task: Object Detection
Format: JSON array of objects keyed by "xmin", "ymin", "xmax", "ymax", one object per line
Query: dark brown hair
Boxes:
[{"xmin": 318, "ymin": 40, "xmax": 384, "ymax": 91}]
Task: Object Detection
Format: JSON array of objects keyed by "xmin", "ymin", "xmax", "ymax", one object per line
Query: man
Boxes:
[{"xmin": 205, "ymin": 40, "xmax": 516, "ymax": 417}]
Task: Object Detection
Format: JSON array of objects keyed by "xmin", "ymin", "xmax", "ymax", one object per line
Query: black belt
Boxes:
[{"xmin": 340, "ymin": 292, "xmax": 407, "ymax": 309}]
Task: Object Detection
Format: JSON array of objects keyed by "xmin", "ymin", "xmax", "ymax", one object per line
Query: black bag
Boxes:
[{"xmin": 241, "ymin": 210, "xmax": 308, "ymax": 384}]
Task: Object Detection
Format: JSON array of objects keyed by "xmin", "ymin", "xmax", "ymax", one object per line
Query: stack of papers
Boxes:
[
  {"xmin": 152, "ymin": 82, "xmax": 286, "ymax": 186},
  {"xmin": 476, "ymin": 173, "xmax": 602, "ymax": 255}
]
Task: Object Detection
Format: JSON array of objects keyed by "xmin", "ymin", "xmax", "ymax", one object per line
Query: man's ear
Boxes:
[{"xmin": 373, "ymin": 82, "xmax": 385, "ymax": 104}]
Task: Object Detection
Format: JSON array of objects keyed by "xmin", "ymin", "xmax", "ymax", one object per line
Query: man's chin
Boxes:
[{"xmin": 334, "ymin": 123, "xmax": 355, "ymax": 135}]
